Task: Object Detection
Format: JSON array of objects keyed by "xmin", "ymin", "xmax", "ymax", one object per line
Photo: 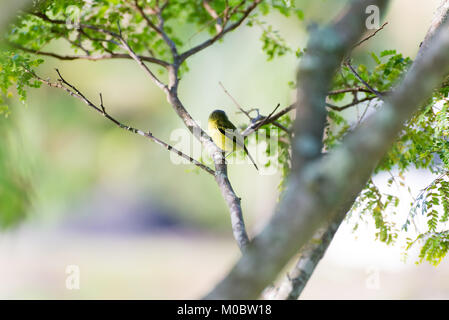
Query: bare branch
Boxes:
[
  {"xmin": 345, "ymin": 60, "xmax": 384, "ymax": 98},
  {"xmin": 11, "ymin": 43, "xmax": 170, "ymax": 67},
  {"xmin": 216, "ymin": 167, "xmax": 250, "ymax": 249},
  {"xmin": 219, "ymin": 81, "xmax": 252, "ymax": 120},
  {"xmin": 328, "ymin": 86, "xmax": 373, "ymax": 95},
  {"xmin": 218, "ymin": 82, "xmax": 292, "ymax": 135},
  {"xmin": 241, "ymin": 103, "xmax": 295, "ymax": 137},
  {"xmin": 251, "ymin": 104, "xmax": 281, "ymax": 131},
  {"xmin": 240, "ymin": 88, "xmax": 382, "ymax": 138},
  {"xmin": 99, "ymin": 93, "xmax": 105, "ymax": 113},
  {"xmin": 326, "ymin": 95, "xmax": 380, "ymax": 111},
  {"xmin": 117, "ymin": 36, "xmax": 169, "ymax": 92},
  {"xmin": 271, "ymin": 121, "xmax": 293, "ymax": 136},
  {"xmin": 28, "ymin": 68, "xmax": 214, "ymax": 176},
  {"xmin": 269, "ymin": 201, "xmax": 352, "ymax": 300},
  {"xmin": 352, "ymin": 21, "xmax": 388, "ymax": 49}
]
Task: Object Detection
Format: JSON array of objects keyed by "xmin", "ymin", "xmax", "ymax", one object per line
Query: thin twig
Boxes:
[
  {"xmin": 30, "ymin": 10, "xmax": 169, "ymax": 89},
  {"xmin": 99, "ymin": 93, "xmax": 106, "ymax": 114},
  {"xmin": 357, "ymin": 98, "xmax": 373, "ymax": 125},
  {"xmin": 187, "ymin": 10, "xmax": 228, "ymax": 44},
  {"xmin": 345, "ymin": 60, "xmax": 383, "ymax": 98},
  {"xmin": 29, "ymin": 68, "xmax": 214, "ymax": 175},
  {"xmin": 254, "ymin": 104, "xmax": 281, "ymax": 130},
  {"xmin": 11, "ymin": 43, "xmax": 169, "ymax": 67},
  {"xmin": 203, "ymin": 0, "xmax": 224, "ymax": 33},
  {"xmin": 219, "ymin": 81, "xmax": 252, "ymax": 119},
  {"xmin": 271, "ymin": 121, "xmax": 292, "ymax": 135},
  {"xmin": 219, "ymin": 82, "xmax": 292, "ymax": 136},
  {"xmin": 328, "ymin": 86, "xmax": 373, "ymax": 95},
  {"xmin": 241, "ymin": 103, "xmax": 295, "ymax": 137},
  {"xmin": 352, "ymin": 21, "xmax": 388, "ymax": 49},
  {"xmin": 117, "ymin": 35, "xmax": 169, "ymax": 92},
  {"xmin": 326, "ymin": 96, "xmax": 379, "ymax": 111}
]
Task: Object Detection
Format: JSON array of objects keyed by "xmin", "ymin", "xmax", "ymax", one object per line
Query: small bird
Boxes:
[{"xmin": 208, "ymin": 109, "xmax": 258, "ymax": 170}]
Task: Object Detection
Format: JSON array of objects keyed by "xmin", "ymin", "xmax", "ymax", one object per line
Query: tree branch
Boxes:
[
  {"xmin": 27, "ymin": 68, "xmax": 214, "ymax": 176},
  {"xmin": 28, "ymin": 3, "xmax": 251, "ymax": 252},
  {"xmin": 164, "ymin": 88, "xmax": 251, "ymax": 251},
  {"xmin": 269, "ymin": 197, "xmax": 355, "ymax": 300},
  {"xmin": 117, "ymin": 35, "xmax": 169, "ymax": 92},
  {"xmin": 241, "ymin": 103, "xmax": 295, "ymax": 137},
  {"xmin": 205, "ymin": 0, "xmax": 401, "ymax": 300},
  {"xmin": 179, "ymin": 0, "xmax": 261, "ymax": 63},
  {"xmin": 132, "ymin": 0, "xmax": 179, "ymax": 58},
  {"xmin": 326, "ymin": 95, "xmax": 380, "ymax": 111},
  {"xmin": 203, "ymin": 0, "xmax": 224, "ymax": 33},
  {"xmin": 352, "ymin": 21, "xmax": 388, "ymax": 49},
  {"xmin": 292, "ymin": 0, "xmax": 389, "ymax": 173},
  {"xmin": 272, "ymin": 0, "xmax": 449, "ymax": 300},
  {"xmin": 328, "ymin": 86, "xmax": 374, "ymax": 95},
  {"xmin": 219, "ymin": 81, "xmax": 293, "ymax": 136},
  {"xmin": 345, "ymin": 60, "xmax": 384, "ymax": 98},
  {"xmin": 10, "ymin": 43, "xmax": 170, "ymax": 67},
  {"xmin": 219, "ymin": 81, "xmax": 252, "ymax": 120},
  {"xmin": 417, "ymin": 0, "xmax": 449, "ymax": 58},
  {"xmin": 239, "ymin": 93, "xmax": 383, "ymax": 139}
]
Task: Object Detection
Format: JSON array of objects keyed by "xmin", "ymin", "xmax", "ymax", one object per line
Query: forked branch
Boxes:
[
  {"xmin": 27, "ymin": 68, "xmax": 214, "ymax": 176},
  {"xmin": 24, "ymin": 0, "xmax": 264, "ymax": 252}
]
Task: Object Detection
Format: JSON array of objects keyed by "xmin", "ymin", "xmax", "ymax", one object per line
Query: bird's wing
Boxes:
[
  {"xmin": 217, "ymin": 125, "xmax": 258, "ymax": 171},
  {"xmin": 217, "ymin": 126, "xmax": 245, "ymax": 148}
]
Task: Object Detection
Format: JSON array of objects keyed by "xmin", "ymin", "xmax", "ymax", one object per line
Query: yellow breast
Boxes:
[{"xmin": 208, "ymin": 122, "xmax": 236, "ymax": 152}]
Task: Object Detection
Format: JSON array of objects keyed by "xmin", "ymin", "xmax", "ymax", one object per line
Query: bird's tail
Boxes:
[{"xmin": 243, "ymin": 144, "xmax": 259, "ymax": 171}]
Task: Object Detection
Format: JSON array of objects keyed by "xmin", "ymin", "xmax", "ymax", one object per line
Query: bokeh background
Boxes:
[{"xmin": 1, "ymin": 0, "xmax": 448, "ymax": 299}]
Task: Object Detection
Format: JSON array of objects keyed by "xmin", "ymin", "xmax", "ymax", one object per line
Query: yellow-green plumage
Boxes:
[{"xmin": 208, "ymin": 109, "xmax": 258, "ymax": 170}]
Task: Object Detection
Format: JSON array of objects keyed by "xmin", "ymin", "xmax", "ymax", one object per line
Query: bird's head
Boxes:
[{"xmin": 209, "ymin": 109, "xmax": 228, "ymax": 123}]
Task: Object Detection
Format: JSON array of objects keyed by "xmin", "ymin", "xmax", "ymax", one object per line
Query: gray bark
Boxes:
[
  {"xmin": 205, "ymin": 0, "xmax": 449, "ymax": 299},
  {"xmin": 271, "ymin": 0, "xmax": 449, "ymax": 300}
]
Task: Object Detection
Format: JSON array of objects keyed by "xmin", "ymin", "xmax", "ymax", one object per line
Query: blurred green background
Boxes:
[{"xmin": 2, "ymin": 0, "xmax": 449, "ymax": 299}]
